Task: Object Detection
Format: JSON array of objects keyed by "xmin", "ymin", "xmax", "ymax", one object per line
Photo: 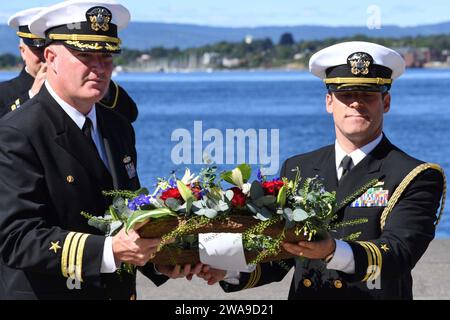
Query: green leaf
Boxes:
[
  {"xmin": 261, "ymin": 195, "xmax": 276, "ymax": 206},
  {"xmin": 293, "ymin": 208, "xmax": 309, "ymax": 222},
  {"xmin": 165, "ymin": 198, "xmax": 181, "ymax": 211},
  {"xmin": 237, "ymin": 164, "xmax": 252, "ymax": 182},
  {"xmin": 208, "ymin": 187, "xmax": 223, "ymax": 201},
  {"xmin": 277, "ymin": 185, "xmax": 287, "ymax": 208},
  {"xmin": 185, "ymin": 197, "xmax": 194, "ymax": 216},
  {"xmin": 126, "ymin": 207, "xmax": 176, "ymax": 232},
  {"xmin": 250, "ymin": 181, "xmax": 264, "ymax": 200},
  {"xmin": 220, "ymin": 164, "xmax": 251, "ymax": 187},
  {"xmin": 109, "ymin": 206, "xmax": 120, "ymax": 221},
  {"xmin": 177, "ymin": 180, "xmax": 194, "ymax": 202},
  {"xmin": 136, "ymin": 187, "xmax": 149, "ymax": 195},
  {"xmin": 220, "ymin": 171, "xmax": 234, "ymax": 185}
]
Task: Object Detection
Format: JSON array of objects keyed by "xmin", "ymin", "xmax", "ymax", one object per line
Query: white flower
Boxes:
[
  {"xmin": 241, "ymin": 183, "xmax": 251, "ymax": 195},
  {"xmin": 181, "ymin": 168, "xmax": 200, "ymax": 185}
]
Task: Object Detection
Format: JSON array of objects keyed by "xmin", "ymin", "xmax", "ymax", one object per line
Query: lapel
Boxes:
[
  {"xmin": 18, "ymin": 68, "xmax": 35, "ymax": 91},
  {"xmin": 312, "ymin": 146, "xmax": 338, "ymax": 194},
  {"xmin": 39, "ymin": 86, "xmax": 113, "ymax": 190},
  {"xmin": 334, "ymin": 136, "xmax": 392, "ymax": 212}
]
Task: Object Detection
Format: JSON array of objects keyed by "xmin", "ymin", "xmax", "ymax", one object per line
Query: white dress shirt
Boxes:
[
  {"xmin": 45, "ymin": 81, "xmax": 117, "ymax": 273},
  {"xmin": 326, "ymin": 133, "xmax": 383, "ymax": 274}
]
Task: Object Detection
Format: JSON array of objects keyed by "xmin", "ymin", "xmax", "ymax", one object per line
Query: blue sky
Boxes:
[{"xmin": 1, "ymin": 0, "xmax": 450, "ymax": 27}]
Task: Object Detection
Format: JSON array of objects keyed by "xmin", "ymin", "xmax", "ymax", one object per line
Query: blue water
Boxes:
[{"xmin": 1, "ymin": 69, "xmax": 449, "ymax": 238}]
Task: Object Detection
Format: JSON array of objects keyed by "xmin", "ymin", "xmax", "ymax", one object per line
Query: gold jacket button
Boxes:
[
  {"xmin": 303, "ymin": 279, "xmax": 312, "ymax": 288},
  {"xmin": 66, "ymin": 175, "xmax": 75, "ymax": 183},
  {"xmin": 130, "ymin": 294, "xmax": 136, "ymax": 300},
  {"xmin": 334, "ymin": 280, "xmax": 343, "ymax": 289}
]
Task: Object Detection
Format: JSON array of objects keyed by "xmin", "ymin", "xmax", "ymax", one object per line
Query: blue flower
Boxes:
[
  {"xmin": 127, "ymin": 194, "xmax": 153, "ymax": 211},
  {"xmin": 257, "ymin": 169, "xmax": 264, "ymax": 182}
]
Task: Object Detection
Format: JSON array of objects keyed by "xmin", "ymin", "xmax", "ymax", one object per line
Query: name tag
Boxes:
[
  {"xmin": 350, "ymin": 187, "xmax": 389, "ymax": 207},
  {"xmin": 123, "ymin": 156, "xmax": 136, "ymax": 179}
]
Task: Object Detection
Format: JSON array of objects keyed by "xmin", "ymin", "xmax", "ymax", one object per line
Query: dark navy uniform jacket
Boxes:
[
  {"xmin": 0, "ymin": 86, "xmax": 164, "ymax": 300},
  {"xmin": 221, "ymin": 136, "xmax": 444, "ymax": 300}
]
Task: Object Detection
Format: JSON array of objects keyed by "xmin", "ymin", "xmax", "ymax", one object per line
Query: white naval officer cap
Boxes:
[
  {"xmin": 309, "ymin": 41, "xmax": 406, "ymax": 92},
  {"xmin": 8, "ymin": 7, "xmax": 47, "ymax": 48},
  {"xmin": 29, "ymin": 0, "xmax": 130, "ymax": 54}
]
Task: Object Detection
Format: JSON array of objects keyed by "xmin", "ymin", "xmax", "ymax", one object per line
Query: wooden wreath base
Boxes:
[
  {"xmin": 138, "ymin": 215, "xmax": 306, "ymax": 265},
  {"xmin": 148, "ymin": 248, "xmax": 296, "ymax": 266}
]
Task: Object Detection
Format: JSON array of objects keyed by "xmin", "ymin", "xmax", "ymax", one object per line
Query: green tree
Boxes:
[{"xmin": 279, "ymin": 33, "xmax": 295, "ymax": 46}]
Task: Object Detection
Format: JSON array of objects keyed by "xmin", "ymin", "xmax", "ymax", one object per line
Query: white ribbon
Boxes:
[{"xmin": 198, "ymin": 233, "xmax": 253, "ymax": 272}]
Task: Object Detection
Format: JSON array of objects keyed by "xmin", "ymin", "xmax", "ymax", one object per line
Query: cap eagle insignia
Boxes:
[
  {"xmin": 86, "ymin": 7, "xmax": 112, "ymax": 32},
  {"xmin": 347, "ymin": 52, "xmax": 373, "ymax": 76}
]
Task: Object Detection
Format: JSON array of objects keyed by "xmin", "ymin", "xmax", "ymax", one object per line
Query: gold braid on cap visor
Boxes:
[
  {"xmin": 324, "ymin": 77, "xmax": 393, "ymax": 85},
  {"xmin": 48, "ymin": 33, "xmax": 121, "ymax": 44},
  {"xmin": 16, "ymin": 31, "xmax": 43, "ymax": 39}
]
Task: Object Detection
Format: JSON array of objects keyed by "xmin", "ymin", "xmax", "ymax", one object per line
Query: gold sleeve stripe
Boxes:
[
  {"xmin": 252, "ymin": 265, "xmax": 261, "ymax": 287},
  {"xmin": 358, "ymin": 242, "xmax": 377, "ymax": 282},
  {"xmin": 243, "ymin": 269, "xmax": 256, "ymax": 290},
  {"xmin": 76, "ymin": 234, "xmax": 90, "ymax": 282},
  {"xmin": 243, "ymin": 265, "xmax": 261, "ymax": 290},
  {"xmin": 359, "ymin": 243, "xmax": 374, "ymax": 282},
  {"xmin": 61, "ymin": 232, "xmax": 76, "ymax": 278},
  {"xmin": 365, "ymin": 242, "xmax": 382, "ymax": 279},
  {"xmin": 68, "ymin": 233, "xmax": 84, "ymax": 279},
  {"xmin": 381, "ymin": 163, "xmax": 446, "ymax": 230}
]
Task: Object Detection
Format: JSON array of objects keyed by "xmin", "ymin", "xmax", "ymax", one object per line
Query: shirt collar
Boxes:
[
  {"xmin": 335, "ymin": 133, "xmax": 383, "ymax": 171},
  {"xmin": 45, "ymin": 81, "xmax": 97, "ymax": 131}
]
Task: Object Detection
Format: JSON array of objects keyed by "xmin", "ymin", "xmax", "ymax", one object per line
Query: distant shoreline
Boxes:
[{"xmin": 2, "ymin": 66, "xmax": 450, "ymax": 74}]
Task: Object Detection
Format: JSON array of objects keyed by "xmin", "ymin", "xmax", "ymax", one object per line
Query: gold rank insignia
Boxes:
[
  {"xmin": 347, "ymin": 52, "xmax": 373, "ymax": 76},
  {"xmin": 49, "ymin": 241, "xmax": 61, "ymax": 254},
  {"xmin": 10, "ymin": 98, "xmax": 21, "ymax": 111},
  {"xmin": 86, "ymin": 7, "xmax": 112, "ymax": 32},
  {"xmin": 381, "ymin": 244, "xmax": 390, "ymax": 252}
]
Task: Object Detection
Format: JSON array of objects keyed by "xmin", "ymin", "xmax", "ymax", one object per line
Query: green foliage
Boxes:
[
  {"xmin": 279, "ymin": 33, "xmax": 295, "ymax": 46},
  {"xmin": 0, "ymin": 54, "xmax": 20, "ymax": 68},
  {"xmin": 107, "ymin": 33, "xmax": 450, "ymax": 70}
]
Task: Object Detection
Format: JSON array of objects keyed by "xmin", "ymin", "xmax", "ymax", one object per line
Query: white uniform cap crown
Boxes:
[
  {"xmin": 29, "ymin": 0, "xmax": 130, "ymax": 38},
  {"xmin": 309, "ymin": 41, "xmax": 406, "ymax": 80},
  {"xmin": 8, "ymin": 7, "xmax": 46, "ymax": 30}
]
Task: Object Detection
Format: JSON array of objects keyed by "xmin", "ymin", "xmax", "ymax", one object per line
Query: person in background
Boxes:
[{"xmin": 1, "ymin": 6, "xmax": 138, "ymax": 122}]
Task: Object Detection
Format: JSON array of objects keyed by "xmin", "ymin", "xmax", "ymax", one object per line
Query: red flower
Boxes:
[
  {"xmin": 262, "ymin": 180, "xmax": 285, "ymax": 196},
  {"xmin": 230, "ymin": 187, "xmax": 246, "ymax": 208},
  {"xmin": 160, "ymin": 188, "xmax": 182, "ymax": 202}
]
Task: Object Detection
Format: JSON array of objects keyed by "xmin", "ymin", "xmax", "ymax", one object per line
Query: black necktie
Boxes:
[
  {"xmin": 82, "ymin": 117, "xmax": 96, "ymax": 150},
  {"xmin": 340, "ymin": 155, "xmax": 353, "ymax": 182}
]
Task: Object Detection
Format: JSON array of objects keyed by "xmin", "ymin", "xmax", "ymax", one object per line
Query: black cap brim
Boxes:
[{"xmin": 59, "ymin": 40, "xmax": 121, "ymax": 54}]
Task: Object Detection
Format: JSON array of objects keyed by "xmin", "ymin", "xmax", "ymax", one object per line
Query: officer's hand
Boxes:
[
  {"xmin": 197, "ymin": 266, "xmax": 227, "ymax": 285},
  {"xmin": 156, "ymin": 262, "xmax": 206, "ymax": 280},
  {"xmin": 112, "ymin": 227, "xmax": 161, "ymax": 267},
  {"xmin": 282, "ymin": 233, "xmax": 336, "ymax": 260},
  {"xmin": 30, "ymin": 63, "xmax": 47, "ymax": 97}
]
